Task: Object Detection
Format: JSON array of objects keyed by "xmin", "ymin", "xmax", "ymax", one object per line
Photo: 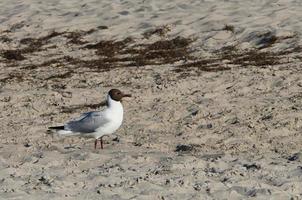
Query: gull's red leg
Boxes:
[
  {"xmin": 94, "ymin": 139, "xmax": 98, "ymax": 149},
  {"xmin": 100, "ymin": 137, "xmax": 104, "ymax": 149}
]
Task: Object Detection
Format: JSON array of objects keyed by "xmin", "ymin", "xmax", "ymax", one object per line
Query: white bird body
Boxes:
[
  {"xmin": 94, "ymin": 95, "xmax": 124, "ymax": 138},
  {"xmin": 49, "ymin": 89, "xmax": 131, "ymax": 149},
  {"xmin": 57, "ymin": 95, "xmax": 124, "ymax": 139}
]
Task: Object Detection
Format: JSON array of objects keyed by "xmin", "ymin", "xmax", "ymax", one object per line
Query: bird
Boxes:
[{"xmin": 48, "ymin": 89, "xmax": 131, "ymax": 149}]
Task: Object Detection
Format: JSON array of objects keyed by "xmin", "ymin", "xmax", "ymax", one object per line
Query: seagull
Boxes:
[{"xmin": 48, "ymin": 89, "xmax": 131, "ymax": 149}]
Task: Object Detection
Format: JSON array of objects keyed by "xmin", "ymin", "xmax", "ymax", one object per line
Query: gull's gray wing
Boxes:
[{"xmin": 65, "ymin": 111, "xmax": 109, "ymax": 133}]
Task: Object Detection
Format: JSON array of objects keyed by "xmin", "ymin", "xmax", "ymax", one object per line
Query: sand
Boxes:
[{"xmin": 1, "ymin": 0, "xmax": 302, "ymax": 199}]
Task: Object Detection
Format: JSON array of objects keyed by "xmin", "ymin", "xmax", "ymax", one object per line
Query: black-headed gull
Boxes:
[{"xmin": 49, "ymin": 89, "xmax": 131, "ymax": 149}]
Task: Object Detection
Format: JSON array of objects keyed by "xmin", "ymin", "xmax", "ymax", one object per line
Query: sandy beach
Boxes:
[{"xmin": 1, "ymin": 0, "xmax": 302, "ymax": 199}]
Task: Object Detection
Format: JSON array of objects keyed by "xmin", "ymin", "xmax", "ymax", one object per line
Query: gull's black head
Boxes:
[{"xmin": 108, "ymin": 89, "xmax": 131, "ymax": 101}]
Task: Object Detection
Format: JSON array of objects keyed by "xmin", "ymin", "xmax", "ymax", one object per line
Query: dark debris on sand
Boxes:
[
  {"xmin": 1, "ymin": 50, "xmax": 26, "ymax": 61},
  {"xmin": 1, "ymin": 27, "xmax": 302, "ymax": 85}
]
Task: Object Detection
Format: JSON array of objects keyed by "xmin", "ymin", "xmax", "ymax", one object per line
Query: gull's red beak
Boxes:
[{"xmin": 122, "ymin": 93, "xmax": 132, "ymax": 98}]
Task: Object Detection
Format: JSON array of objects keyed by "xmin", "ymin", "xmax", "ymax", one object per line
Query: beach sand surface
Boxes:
[{"xmin": 1, "ymin": 0, "xmax": 302, "ymax": 199}]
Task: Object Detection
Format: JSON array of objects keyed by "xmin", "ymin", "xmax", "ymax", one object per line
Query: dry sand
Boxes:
[{"xmin": 1, "ymin": 0, "xmax": 302, "ymax": 199}]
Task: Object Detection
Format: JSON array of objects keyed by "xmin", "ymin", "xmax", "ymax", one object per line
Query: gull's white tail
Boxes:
[
  {"xmin": 48, "ymin": 126, "xmax": 80, "ymax": 137},
  {"xmin": 57, "ymin": 130, "xmax": 80, "ymax": 136}
]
